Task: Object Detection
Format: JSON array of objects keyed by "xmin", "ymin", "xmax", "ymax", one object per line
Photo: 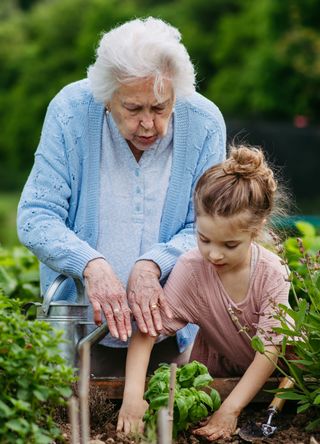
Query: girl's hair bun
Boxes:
[{"xmin": 223, "ymin": 145, "xmax": 277, "ymax": 192}]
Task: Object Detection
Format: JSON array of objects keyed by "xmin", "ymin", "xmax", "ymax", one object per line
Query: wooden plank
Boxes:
[{"xmin": 90, "ymin": 376, "xmax": 282, "ymax": 402}]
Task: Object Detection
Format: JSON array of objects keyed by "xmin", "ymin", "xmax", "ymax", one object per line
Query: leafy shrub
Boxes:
[
  {"xmin": 143, "ymin": 360, "xmax": 221, "ymax": 438},
  {"xmin": 250, "ymin": 223, "xmax": 320, "ymax": 431},
  {"xmin": 0, "ymin": 245, "xmax": 40, "ymax": 302},
  {"xmin": 283, "ymin": 221, "xmax": 320, "ymax": 304},
  {"xmin": 0, "ymin": 292, "xmax": 75, "ymax": 443}
]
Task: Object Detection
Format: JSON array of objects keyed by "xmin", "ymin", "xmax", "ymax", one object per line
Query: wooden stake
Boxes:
[
  {"xmin": 68, "ymin": 396, "xmax": 80, "ymax": 444},
  {"xmin": 79, "ymin": 342, "xmax": 90, "ymax": 444},
  {"xmin": 167, "ymin": 363, "xmax": 177, "ymax": 441},
  {"xmin": 157, "ymin": 407, "xmax": 170, "ymax": 444}
]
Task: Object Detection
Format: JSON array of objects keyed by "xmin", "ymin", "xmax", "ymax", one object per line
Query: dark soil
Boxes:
[{"xmin": 57, "ymin": 387, "xmax": 320, "ymax": 444}]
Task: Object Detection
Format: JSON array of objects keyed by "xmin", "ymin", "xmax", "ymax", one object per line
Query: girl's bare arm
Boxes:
[{"xmin": 117, "ymin": 330, "xmax": 156, "ymax": 434}]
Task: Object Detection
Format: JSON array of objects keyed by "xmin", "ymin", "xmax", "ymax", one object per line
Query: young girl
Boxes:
[{"xmin": 117, "ymin": 145, "xmax": 290, "ymax": 441}]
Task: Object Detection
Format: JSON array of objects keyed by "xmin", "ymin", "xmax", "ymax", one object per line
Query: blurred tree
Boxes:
[
  {"xmin": 0, "ymin": 0, "xmax": 319, "ymax": 192},
  {"xmin": 0, "ymin": 0, "xmax": 135, "ymax": 190},
  {"xmin": 206, "ymin": 0, "xmax": 320, "ymax": 120}
]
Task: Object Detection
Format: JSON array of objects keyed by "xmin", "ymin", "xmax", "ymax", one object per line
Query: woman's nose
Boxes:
[{"xmin": 140, "ymin": 113, "xmax": 154, "ymax": 130}]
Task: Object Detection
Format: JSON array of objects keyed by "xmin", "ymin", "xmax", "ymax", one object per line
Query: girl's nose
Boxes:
[{"xmin": 209, "ymin": 249, "xmax": 224, "ymax": 262}]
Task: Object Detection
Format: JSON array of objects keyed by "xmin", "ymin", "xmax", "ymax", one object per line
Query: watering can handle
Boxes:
[{"xmin": 41, "ymin": 274, "xmax": 85, "ymax": 316}]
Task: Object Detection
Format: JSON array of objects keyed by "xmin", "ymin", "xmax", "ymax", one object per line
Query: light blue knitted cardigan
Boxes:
[{"xmin": 17, "ymin": 79, "xmax": 226, "ymax": 351}]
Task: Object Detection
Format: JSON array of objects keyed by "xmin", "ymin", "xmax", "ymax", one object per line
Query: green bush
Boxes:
[
  {"xmin": 0, "ymin": 292, "xmax": 75, "ymax": 443},
  {"xmin": 0, "ymin": 245, "xmax": 40, "ymax": 302},
  {"xmin": 283, "ymin": 221, "xmax": 320, "ymax": 305},
  {"xmin": 250, "ymin": 223, "xmax": 320, "ymax": 431}
]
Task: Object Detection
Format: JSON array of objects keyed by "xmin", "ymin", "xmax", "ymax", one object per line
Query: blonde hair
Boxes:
[{"xmin": 195, "ymin": 144, "xmax": 286, "ymax": 238}]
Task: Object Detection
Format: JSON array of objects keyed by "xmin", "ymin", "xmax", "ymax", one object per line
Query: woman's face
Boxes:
[{"xmin": 107, "ymin": 77, "xmax": 175, "ymax": 154}]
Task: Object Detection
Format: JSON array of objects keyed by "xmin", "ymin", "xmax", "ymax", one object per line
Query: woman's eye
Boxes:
[{"xmin": 153, "ymin": 107, "xmax": 165, "ymax": 113}]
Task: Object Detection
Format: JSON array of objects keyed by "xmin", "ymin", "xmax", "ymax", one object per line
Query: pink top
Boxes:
[{"xmin": 160, "ymin": 244, "xmax": 290, "ymax": 377}]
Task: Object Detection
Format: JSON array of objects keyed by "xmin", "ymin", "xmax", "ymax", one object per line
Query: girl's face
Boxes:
[{"xmin": 196, "ymin": 212, "xmax": 254, "ymax": 274}]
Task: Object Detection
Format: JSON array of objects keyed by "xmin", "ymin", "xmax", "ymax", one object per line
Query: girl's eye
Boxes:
[
  {"xmin": 225, "ymin": 244, "xmax": 239, "ymax": 249},
  {"xmin": 199, "ymin": 236, "xmax": 210, "ymax": 244}
]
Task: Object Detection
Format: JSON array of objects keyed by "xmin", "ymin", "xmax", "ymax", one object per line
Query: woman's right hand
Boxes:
[
  {"xmin": 83, "ymin": 258, "xmax": 132, "ymax": 341},
  {"xmin": 117, "ymin": 397, "xmax": 149, "ymax": 434}
]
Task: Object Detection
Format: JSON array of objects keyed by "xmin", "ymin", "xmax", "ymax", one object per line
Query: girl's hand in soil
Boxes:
[
  {"xmin": 127, "ymin": 260, "xmax": 172, "ymax": 336},
  {"xmin": 83, "ymin": 258, "xmax": 132, "ymax": 342},
  {"xmin": 193, "ymin": 404, "xmax": 239, "ymax": 441},
  {"xmin": 116, "ymin": 398, "xmax": 149, "ymax": 434}
]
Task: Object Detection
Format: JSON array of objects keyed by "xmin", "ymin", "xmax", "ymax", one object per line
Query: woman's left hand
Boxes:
[
  {"xmin": 192, "ymin": 404, "xmax": 239, "ymax": 441},
  {"xmin": 127, "ymin": 260, "xmax": 172, "ymax": 336}
]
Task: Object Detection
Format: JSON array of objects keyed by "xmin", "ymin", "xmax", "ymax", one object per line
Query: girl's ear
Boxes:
[{"xmin": 252, "ymin": 218, "xmax": 267, "ymax": 240}]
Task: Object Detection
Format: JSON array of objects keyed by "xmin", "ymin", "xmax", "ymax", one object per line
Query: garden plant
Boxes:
[
  {"xmin": 0, "ymin": 245, "xmax": 40, "ymax": 302},
  {"xmin": 143, "ymin": 360, "xmax": 221, "ymax": 439},
  {"xmin": 248, "ymin": 221, "xmax": 320, "ymax": 431},
  {"xmin": 0, "ymin": 292, "xmax": 75, "ymax": 444}
]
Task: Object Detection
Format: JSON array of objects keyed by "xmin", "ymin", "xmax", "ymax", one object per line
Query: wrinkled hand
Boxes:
[
  {"xmin": 193, "ymin": 404, "xmax": 239, "ymax": 441},
  {"xmin": 117, "ymin": 398, "xmax": 148, "ymax": 434},
  {"xmin": 83, "ymin": 258, "xmax": 131, "ymax": 341},
  {"xmin": 127, "ymin": 260, "xmax": 172, "ymax": 336}
]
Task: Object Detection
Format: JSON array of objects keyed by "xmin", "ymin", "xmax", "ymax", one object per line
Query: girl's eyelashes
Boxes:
[
  {"xmin": 225, "ymin": 243, "xmax": 239, "ymax": 249},
  {"xmin": 197, "ymin": 232, "xmax": 240, "ymax": 248},
  {"xmin": 198, "ymin": 234, "xmax": 210, "ymax": 243}
]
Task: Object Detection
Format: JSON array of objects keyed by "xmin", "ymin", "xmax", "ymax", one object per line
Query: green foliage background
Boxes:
[{"xmin": 1, "ymin": 0, "xmax": 320, "ymax": 193}]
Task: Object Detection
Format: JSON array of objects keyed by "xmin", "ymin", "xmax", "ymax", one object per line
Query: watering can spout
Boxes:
[
  {"xmin": 77, "ymin": 322, "xmax": 109, "ymax": 354},
  {"xmin": 28, "ymin": 274, "xmax": 109, "ymax": 367}
]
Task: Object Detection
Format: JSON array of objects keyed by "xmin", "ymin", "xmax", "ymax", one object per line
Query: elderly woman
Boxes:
[{"xmin": 17, "ymin": 17, "xmax": 226, "ymax": 374}]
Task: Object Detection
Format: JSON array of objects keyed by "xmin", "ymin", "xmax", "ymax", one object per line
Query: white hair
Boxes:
[{"xmin": 87, "ymin": 17, "xmax": 196, "ymax": 103}]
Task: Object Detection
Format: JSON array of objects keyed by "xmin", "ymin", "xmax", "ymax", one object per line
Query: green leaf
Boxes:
[
  {"xmin": 251, "ymin": 335, "xmax": 265, "ymax": 353},
  {"xmin": 314, "ymin": 394, "xmax": 320, "ymax": 405},
  {"xmin": 149, "ymin": 394, "xmax": 169, "ymax": 410},
  {"xmin": 193, "ymin": 373, "xmax": 213, "ymax": 388},
  {"xmin": 295, "ymin": 221, "xmax": 316, "ymax": 237},
  {"xmin": 306, "ymin": 417, "xmax": 320, "ymax": 431},
  {"xmin": 276, "ymin": 391, "xmax": 307, "ymax": 401},
  {"xmin": 11, "ymin": 399, "xmax": 30, "ymax": 411},
  {"xmin": 178, "ymin": 361, "xmax": 198, "ymax": 382},
  {"xmin": 194, "ymin": 361, "xmax": 210, "ymax": 375},
  {"xmin": 297, "ymin": 403, "xmax": 310, "ymax": 413},
  {"xmin": 0, "ymin": 400, "xmax": 13, "ymax": 417},
  {"xmin": 197, "ymin": 390, "xmax": 213, "ymax": 409},
  {"xmin": 6, "ymin": 418, "xmax": 29, "ymax": 433},
  {"xmin": 175, "ymin": 396, "xmax": 189, "ymax": 423},
  {"xmin": 188, "ymin": 402, "xmax": 208, "ymax": 422},
  {"xmin": 56, "ymin": 385, "xmax": 72, "ymax": 398},
  {"xmin": 210, "ymin": 389, "xmax": 221, "ymax": 411},
  {"xmin": 0, "ymin": 266, "xmax": 17, "ymax": 296}
]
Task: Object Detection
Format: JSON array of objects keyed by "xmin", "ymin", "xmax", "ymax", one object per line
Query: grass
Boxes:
[{"xmin": 0, "ymin": 192, "xmax": 21, "ymax": 247}]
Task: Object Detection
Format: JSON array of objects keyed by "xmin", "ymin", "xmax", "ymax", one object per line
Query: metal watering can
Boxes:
[{"xmin": 26, "ymin": 274, "xmax": 109, "ymax": 367}]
